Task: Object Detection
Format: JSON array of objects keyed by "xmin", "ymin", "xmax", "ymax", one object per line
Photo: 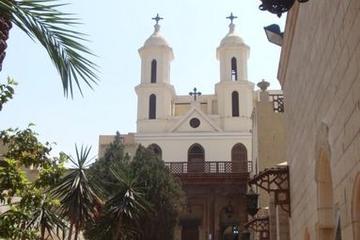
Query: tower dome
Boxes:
[
  {"xmin": 143, "ymin": 23, "xmax": 170, "ymax": 47},
  {"xmin": 219, "ymin": 23, "xmax": 245, "ymax": 47}
]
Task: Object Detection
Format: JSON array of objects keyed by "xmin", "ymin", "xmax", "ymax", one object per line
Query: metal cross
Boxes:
[
  {"xmin": 226, "ymin": 12, "xmax": 237, "ymax": 24},
  {"xmin": 152, "ymin": 13, "xmax": 163, "ymax": 24},
  {"xmin": 189, "ymin": 88, "xmax": 201, "ymax": 101}
]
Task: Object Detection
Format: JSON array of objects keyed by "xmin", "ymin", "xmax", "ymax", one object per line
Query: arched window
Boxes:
[
  {"xmin": 149, "ymin": 94, "xmax": 156, "ymax": 119},
  {"xmin": 231, "ymin": 143, "xmax": 247, "ymax": 162},
  {"xmin": 315, "ymin": 149, "xmax": 335, "ymax": 240},
  {"xmin": 232, "ymin": 91, "xmax": 239, "ymax": 117},
  {"xmin": 151, "ymin": 59, "xmax": 157, "ymax": 83},
  {"xmin": 148, "ymin": 143, "xmax": 162, "ymax": 160},
  {"xmin": 352, "ymin": 174, "xmax": 360, "ymax": 239},
  {"xmin": 188, "ymin": 143, "xmax": 205, "ymax": 173},
  {"xmin": 231, "ymin": 143, "xmax": 247, "ymax": 173},
  {"xmin": 231, "ymin": 57, "xmax": 237, "ymax": 81}
]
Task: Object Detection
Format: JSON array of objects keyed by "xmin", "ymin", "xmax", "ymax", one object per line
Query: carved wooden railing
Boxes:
[{"xmin": 165, "ymin": 161, "xmax": 252, "ymax": 174}]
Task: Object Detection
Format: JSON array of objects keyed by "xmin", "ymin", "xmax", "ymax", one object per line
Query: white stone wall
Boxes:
[
  {"xmin": 135, "ymin": 132, "xmax": 252, "ymax": 163},
  {"xmin": 279, "ymin": 0, "xmax": 360, "ymax": 239}
]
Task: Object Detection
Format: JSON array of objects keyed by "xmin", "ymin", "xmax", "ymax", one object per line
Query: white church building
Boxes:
[{"xmin": 100, "ymin": 14, "xmax": 255, "ymax": 166}]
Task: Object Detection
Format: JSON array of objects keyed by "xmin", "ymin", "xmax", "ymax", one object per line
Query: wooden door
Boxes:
[{"xmin": 182, "ymin": 226, "xmax": 199, "ymax": 240}]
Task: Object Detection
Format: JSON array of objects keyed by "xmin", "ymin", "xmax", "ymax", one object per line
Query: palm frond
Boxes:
[
  {"xmin": 51, "ymin": 145, "xmax": 102, "ymax": 239},
  {"xmin": 0, "ymin": 0, "xmax": 99, "ymax": 97}
]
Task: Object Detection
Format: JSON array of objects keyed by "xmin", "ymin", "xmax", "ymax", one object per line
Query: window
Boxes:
[
  {"xmin": 149, "ymin": 94, "xmax": 156, "ymax": 119},
  {"xmin": 231, "ymin": 143, "xmax": 247, "ymax": 162},
  {"xmin": 151, "ymin": 59, "xmax": 157, "ymax": 83},
  {"xmin": 231, "ymin": 57, "xmax": 237, "ymax": 81},
  {"xmin": 232, "ymin": 91, "xmax": 239, "ymax": 117},
  {"xmin": 148, "ymin": 144, "xmax": 162, "ymax": 160},
  {"xmin": 188, "ymin": 144, "xmax": 205, "ymax": 173}
]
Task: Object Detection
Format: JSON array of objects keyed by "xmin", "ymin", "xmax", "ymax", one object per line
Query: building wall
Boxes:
[
  {"xmin": 278, "ymin": 1, "xmax": 360, "ymax": 239},
  {"xmin": 135, "ymin": 133, "xmax": 252, "ymax": 163}
]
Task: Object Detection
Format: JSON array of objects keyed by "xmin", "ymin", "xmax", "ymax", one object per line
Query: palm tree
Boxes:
[
  {"xmin": 0, "ymin": 0, "xmax": 98, "ymax": 97},
  {"xmin": 26, "ymin": 194, "xmax": 67, "ymax": 240},
  {"xmin": 85, "ymin": 166, "xmax": 149, "ymax": 240},
  {"xmin": 52, "ymin": 145, "xmax": 101, "ymax": 240}
]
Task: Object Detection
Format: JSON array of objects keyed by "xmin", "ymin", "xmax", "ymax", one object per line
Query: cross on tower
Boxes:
[
  {"xmin": 152, "ymin": 13, "xmax": 163, "ymax": 24},
  {"xmin": 226, "ymin": 12, "xmax": 237, "ymax": 24},
  {"xmin": 189, "ymin": 88, "xmax": 201, "ymax": 101}
]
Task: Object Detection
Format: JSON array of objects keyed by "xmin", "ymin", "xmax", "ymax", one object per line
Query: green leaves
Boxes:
[
  {"xmin": 0, "ymin": 0, "xmax": 99, "ymax": 97},
  {"xmin": 0, "ymin": 126, "xmax": 67, "ymax": 240},
  {"xmin": 52, "ymin": 145, "xmax": 101, "ymax": 239},
  {"xmin": 0, "ymin": 77, "xmax": 16, "ymax": 111}
]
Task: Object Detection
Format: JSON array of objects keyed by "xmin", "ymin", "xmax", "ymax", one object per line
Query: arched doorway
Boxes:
[
  {"xmin": 315, "ymin": 148, "xmax": 335, "ymax": 240},
  {"xmin": 148, "ymin": 143, "xmax": 162, "ymax": 160},
  {"xmin": 304, "ymin": 228, "xmax": 310, "ymax": 240},
  {"xmin": 231, "ymin": 143, "xmax": 247, "ymax": 172},
  {"xmin": 188, "ymin": 144, "xmax": 205, "ymax": 173},
  {"xmin": 352, "ymin": 174, "xmax": 360, "ymax": 239}
]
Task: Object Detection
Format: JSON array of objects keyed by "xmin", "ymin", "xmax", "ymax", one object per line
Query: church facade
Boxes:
[{"xmin": 99, "ymin": 15, "xmax": 286, "ymax": 240}]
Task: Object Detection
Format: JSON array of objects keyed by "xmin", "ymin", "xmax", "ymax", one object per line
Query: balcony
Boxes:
[{"xmin": 165, "ymin": 161, "xmax": 252, "ymax": 175}]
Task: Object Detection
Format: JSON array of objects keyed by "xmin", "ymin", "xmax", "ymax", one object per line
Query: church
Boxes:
[{"xmin": 99, "ymin": 13, "xmax": 286, "ymax": 240}]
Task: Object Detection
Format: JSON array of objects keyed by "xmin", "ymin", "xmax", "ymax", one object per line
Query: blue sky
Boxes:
[{"xmin": 0, "ymin": 0, "xmax": 285, "ymax": 159}]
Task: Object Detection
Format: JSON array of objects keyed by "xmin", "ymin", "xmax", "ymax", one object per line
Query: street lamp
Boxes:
[
  {"xmin": 264, "ymin": 24, "xmax": 283, "ymax": 46},
  {"xmin": 258, "ymin": 0, "xmax": 309, "ymax": 17},
  {"xmin": 246, "ymin": 186, "xmax": 259, "ymax": 216}
]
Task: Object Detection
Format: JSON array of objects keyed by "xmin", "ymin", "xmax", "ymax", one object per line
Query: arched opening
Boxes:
[
  {"xmin": 188, "ymin": 144, "xmax": 205, "ymax": 173},
  {"xmin": 231, "ymin": 143, "xmax": 247, "ymax": 172},
  {"xmin": 151, "ymin": 59, "xmax": 157, "ymax": 83},
  {"xmin": 352, "ymin": 174, "xmax": 360, "ymax": 239},
  {"xmin": 149, "ymin": 94, "xmax": 156, "ymax": 119},
  {"xmin": 304, "ymin": 228, "xmax": 310, "ymax": 240},
  {"xmin": 148, "ymin": 143, "xmax": 162, "ymax": 160},
  {"xmin": 231, "ymin": 57, "xmax": 238, "ymax": 81},
  {"xmin": 232, "ymin": 91, "xmax": 239, "ymax": 117},
  {"xmin": 315, "ymin": 149, "xmax": 335, "ymax": 240},
  {"xmin": 335, "ymin": 217, "xmax": 342, "ymax": 240}
]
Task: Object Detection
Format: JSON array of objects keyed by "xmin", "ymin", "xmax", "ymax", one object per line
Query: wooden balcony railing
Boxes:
[
  {"xmin": 165, "ymin": 161, "xmax": 252, "ymax": 174},
  {"xmin": 269, "ymin": 94, "xmax": 284, "ymax": 113}
]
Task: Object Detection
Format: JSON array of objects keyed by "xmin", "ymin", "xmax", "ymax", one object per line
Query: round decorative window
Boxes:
[{"xmin": 190, "ymin": 118, "xmax": 200, "ymax": 128}]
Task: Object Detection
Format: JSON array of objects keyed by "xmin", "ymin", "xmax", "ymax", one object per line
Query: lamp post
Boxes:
[
  {"xmin": 246, "ymin": 186, "xmax": 259, "ymax": 217},
  {"xmin": 264, "ymin": 24, "xmax": 283, "ymax": 46},
  {"xmin": 258, "ymin": 0, "xmax": 309, "ymax": 17}
]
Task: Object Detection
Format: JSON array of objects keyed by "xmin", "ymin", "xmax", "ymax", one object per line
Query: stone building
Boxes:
[{"xmin": 268, "ymin": 0, "xmax": 360, "ymax": 239}]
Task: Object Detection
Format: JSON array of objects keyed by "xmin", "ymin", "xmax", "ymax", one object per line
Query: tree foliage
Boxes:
[
  {"xmin": 85, "ymin": 135, "xmax": 185, "ymax": 240},
  {"xmin": 0, "ymin": 126, "xmax": 67, "ymax": 240},
  {"xmin": 0, "ymin": 0, "xmax": 99, "ymax": 97},
  {"xmin": 0, "ymin": 77, "xmax": 16, "ymax": 111},
  {"xmin": 52, "ymin": 145, "xmax": 101, "ymax": 240},
  {"xmin": 131, "ymin": 146, "xmax": 185, "ymax": 240}
]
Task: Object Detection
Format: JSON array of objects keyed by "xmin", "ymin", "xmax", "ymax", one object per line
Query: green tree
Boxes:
[
  {"xmin": 131, "ymin": 146, "xmax": 185, "ymax": 240},
  {"xmin": 0, "ymin": 0, "xmax": 98, "ymax": 97},
  {"xmin": 86, "ymin": 138, "xmax": 185, "ymax": 240},
  {"xmin": 85, "ymin": 165, "xmax": 149, "ymax": 240},
  {"xmin": 0, "ymin": 126, "xmax": 67, "ymax": 240},
  {"xmin": 52, "ymin": 145, "xmax": 101, "ymax": 240}
]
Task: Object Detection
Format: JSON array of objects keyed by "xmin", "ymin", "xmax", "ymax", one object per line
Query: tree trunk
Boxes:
[
  {"xmin": 0, "ymin": 3, "xmax": 12, "ymax": 71},
  {"xmin": 68, "ymin": 223, "xmax": 73, "ymax": 240}
]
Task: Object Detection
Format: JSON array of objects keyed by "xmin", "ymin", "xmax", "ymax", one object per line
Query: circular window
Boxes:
[{"xmin": 190, "ymin": 118, "xmax": 200, "ymax": 128}]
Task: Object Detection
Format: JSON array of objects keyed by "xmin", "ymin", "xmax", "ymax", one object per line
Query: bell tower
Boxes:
[
  {"xmin": 215, "ymin": 13, "xmax": 254, "ymax": 131},
  {"xmin": 135, "ymin": 14, "xmax": 175, "ymax": 133}
]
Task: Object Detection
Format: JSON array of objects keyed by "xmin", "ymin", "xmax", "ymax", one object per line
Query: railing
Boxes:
[
  {"xmin": 165, "ymin": 161, "xmax": 252, "ymax": 174},
  {"xmin": 269, "ymin": 94, "xmax": 284, "ymax": 113}
]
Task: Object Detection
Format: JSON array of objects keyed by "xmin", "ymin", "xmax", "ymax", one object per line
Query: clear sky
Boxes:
[{"xmin": 0, "ymin": 0, "xmax": 285, "ymax": 160}]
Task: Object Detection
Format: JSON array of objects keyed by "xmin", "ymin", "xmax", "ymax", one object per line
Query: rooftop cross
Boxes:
[
  {"xmin": 152, "ymin": 13, "xmax": 163, "ymax": 24},
  {"xmin": 226, "ymin": 12, "xmax": 237, "ymax": 24},
  {"xmin": 189, "ymin": 88, "xmax": 202, "ymax": 101}
]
